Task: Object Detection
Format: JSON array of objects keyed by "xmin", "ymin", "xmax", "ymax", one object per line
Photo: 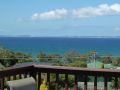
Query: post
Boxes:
[
  {"xmin": 13, "ymin": 75, "xmax": 16, "ymax": 80},
  {"xmin": 74, "ymin": 74, "xmax": 78, "ymax": 90},
  {"xmin": 94, "ymin": 76, "xmax": 97, "ymax": 90},
  {"xmin": 104, "ymin": 76, "xmax": 108, "ymax": 90},
  {"xmin": 84, "ymin": 75, "xmax": 87, "ymax": 90},
  {"xmin": 55, "ymin": 73, "xmax": 59, "ymax": 90},
  {"xmin": 115, "ymin": 77, "xmax": 118, "ymax": 90},
  {"xmin": 65, "ymin": 74, "xmax": 68, "ymax": 90},
  {"xmin": 0, "ymin": 78, "xmax": 4, "ymax": 90},
  {"xmin": 38, "ymin": 72, "xmax": 41, "ymax": 90},
  {"xmin": 93, "ymin": 51, "xmax": 96, "ymax": 68},
  {"xmin": 47, "ymin": 73, "xmax": 50, "ymax": 90}
]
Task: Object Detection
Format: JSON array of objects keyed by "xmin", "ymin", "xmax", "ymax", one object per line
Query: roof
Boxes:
[
  {"xmin": 13, "ymin": 61, "xmax": 53, "ymax": 68},
  {"xmin": 0, "ymin": 63, "xmax": 5, "ymax": 69}
]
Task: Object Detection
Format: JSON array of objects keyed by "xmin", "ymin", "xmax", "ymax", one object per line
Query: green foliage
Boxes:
[
  {"xmin": 102, "ymin": 56, "xmax": 112, "ymax": 64},
  {"xmin": 69, "ymin": 61, "xmax": 87, "ymax": 67},
  {"xmin": 37, "ymin": 52, "xmax": 61, "ymax": 62},
  {"xmin": 101, "ymin": 55, "xmax": 120, "ymax": 67},
  {"xmin": 37, "ymin": 52, "xmax": 47, "ymax": 62},
  {"xmin": 0, "ymin": 47, "xmax": 32, "ymax": 67},
  {"xmin": 50, "ymin": 74, "xmax": 75, "ymax": 89},
  {"xmin": 111, "ymin": 78, "xmax": 120, "ymax": 89},
  {"xmin": 47, "ymin": 54, "xmax": 61, "ymax": 63},
  {"xmin": 0, "ymin": 48, "xmax": 17, "ymax": 67},
  {"xmin": 63, "ymin": 50, "xmax": 80, "ymax": 63},
  {"xmin": 16, "ymin": 52, "xmax": 32, "ymax": 63},
  {"xmin": 37, "ymin": 50, "xmax": 89, "ymax": 67},
  {"xmin": 111, "ymin": 57, "xmax": 120, "ymax": 66}
]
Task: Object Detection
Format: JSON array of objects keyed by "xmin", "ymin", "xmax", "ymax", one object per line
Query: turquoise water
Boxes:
[{"xmin": 0, "ymin": 37, "xmax": 120, "ymax": 57}]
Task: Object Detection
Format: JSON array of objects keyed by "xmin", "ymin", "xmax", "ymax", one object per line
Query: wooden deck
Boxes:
[{"xmin": 0, "ymin": 64, "xmax": 120, "ymax": 90}]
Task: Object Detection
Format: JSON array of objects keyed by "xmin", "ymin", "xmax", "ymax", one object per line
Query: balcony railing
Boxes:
[{"xmin": 0, "ymin": 64, "xmax": 120, "ymax": 90}]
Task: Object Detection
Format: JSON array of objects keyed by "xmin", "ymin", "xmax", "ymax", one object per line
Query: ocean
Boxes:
[{"xmin": 0, "ymin": 37, "xmax": 120, "ymax": 57}]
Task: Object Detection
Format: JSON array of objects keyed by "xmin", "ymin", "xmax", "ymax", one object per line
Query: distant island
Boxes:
[{"xmin": 0, "ymin": 35, "xmax": 120, "ymax": 38}]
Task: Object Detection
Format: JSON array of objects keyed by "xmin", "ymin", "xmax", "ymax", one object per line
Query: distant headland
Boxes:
[{"xmin": 0, "ymin": 35, "xmax": 120, "ymax": 38}]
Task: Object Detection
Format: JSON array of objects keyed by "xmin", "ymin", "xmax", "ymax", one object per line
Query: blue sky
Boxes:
[{"xmin": 0, "ymin": 0, "xmax": 120, "ymax": 37}]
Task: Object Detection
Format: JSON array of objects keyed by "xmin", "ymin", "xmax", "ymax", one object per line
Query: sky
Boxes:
[{"xmin": 0, "ymin": 0, "xmax": 120, "ymax": 37}]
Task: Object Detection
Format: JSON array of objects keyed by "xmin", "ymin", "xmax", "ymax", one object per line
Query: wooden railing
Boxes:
[{"xmin": 0, "ymin": 64, "xmax": 120, "ymax": 90}]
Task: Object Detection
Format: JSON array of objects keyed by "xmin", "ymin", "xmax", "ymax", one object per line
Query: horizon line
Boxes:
[{"xmin": 1, "ymin": 35, "xmax": 120, "ymax": 38}]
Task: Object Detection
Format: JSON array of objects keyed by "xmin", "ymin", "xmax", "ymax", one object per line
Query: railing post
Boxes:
[
  {"xmin": 19, "ymin": 74, "xmax": 22, "ymax": 79},
  {"xmin": 94, "ymin": 76, "xmax": 97, "ymax": 90},
  {"xmin": 0, "ymin": 78, "xmax": 4, "ymax": 90},
  {"xmin": 104, "ymin": 76, "xmax": 108, "ymax": 90},
  {"xmin": 7, "ymin": 76, "xmax": 10, "ymax": 81},
  {"xmin": 115, "ymin": 77, "xmax": 118, "ymax": 90},
  {"xmin": 65, "ymin": 74, "xmax": 68, "ymax": 90},
  {"xmin": 38, "ymin": 72, "xmax": 41, "ymax": 90},
  {"xmin": 55, "ymin": 73, "xmax": 59, "ymax": 90},
  {"xmin": 74, "ymin": 74, "xmax": 78, "ymax": 90},
  {"xmin": 84, "ymin": 75, "xmax": 87, "ymax": 90},
  {"xmin": 13, "ymin": 75, "xmax": 16, "ymax": 80},
  {"xmin": 30, "ymin": 68, "xmax": 37, "ymax": 80},
  {"xmin": 24, "ymin": 73, "xmax": 27, "ymax": 78},
  {"xmin": 47, "ymin": 72, "xmax": 50, "ymax": 90}
]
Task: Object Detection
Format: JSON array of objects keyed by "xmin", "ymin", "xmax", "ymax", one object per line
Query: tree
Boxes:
[
  {"xmin": 0, "ymin": 47, "xmax": 32, "ymax": 67},
  {"xmin": 63, "ymin": 50, "xmax": 80, "ymax": 63},
  {"xmin": 15, "ymin": 52, "xmax": 32, "ymax": 63},
  {"xmin": 0, "ymin": 48, "xmax": 17, "ymax": 67},
  {"xmin": 37, "ymin": 52, "xmax": 47, "ymax": 62},
  {"xmin": 112, "ymin": 57, "xmax": 120, "ymax": 66},
  {"xmin": 102, "ymin": 55, "xmax": 112, "ymax": 64},
  {"xmin": 69, "ymin": 61, "xmax": 87, "ymax": 68},
  {"xmin": 37, "ymin": 52, "xmax": 61, "ymax": 63}
]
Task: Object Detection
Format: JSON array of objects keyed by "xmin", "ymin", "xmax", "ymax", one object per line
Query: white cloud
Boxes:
[
  {"xmin": 31, "ymin": 8, "xmax": 68, "ymax": 20},
  {"xmin": 30, "ymin": 3, "xmax": 120, "ymax": 21},
  {"xmin": 72, "ymin": 3, "xmax": 120, "ymax": 18}
]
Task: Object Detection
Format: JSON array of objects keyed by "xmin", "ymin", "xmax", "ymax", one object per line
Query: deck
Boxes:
[{"xmin": 0, "ymin": 64, "xmax": 120, "ymax": 90}]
